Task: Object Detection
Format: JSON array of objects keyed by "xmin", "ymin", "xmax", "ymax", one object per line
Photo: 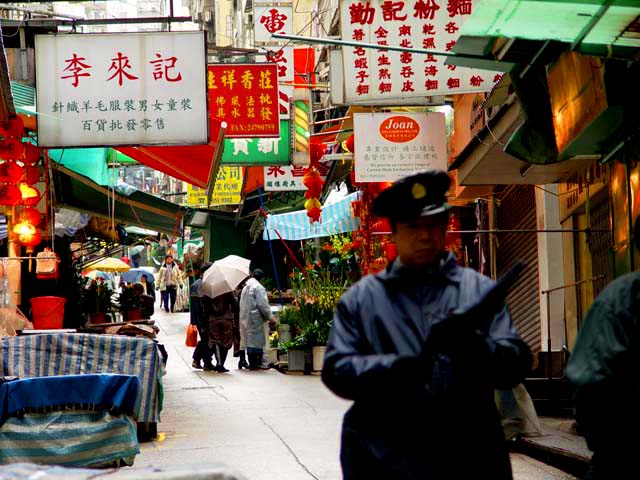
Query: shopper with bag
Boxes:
[
  {"xmin": 190, "ymin": 263, "xmax": 213, "ymax": 370},
  {"xmin": 203, "ymin": 292, "xmax": 236, "ymax": 373},
  {"xmin": 158, "ymin": 255, "xmax": 183, "ymax": 313}
]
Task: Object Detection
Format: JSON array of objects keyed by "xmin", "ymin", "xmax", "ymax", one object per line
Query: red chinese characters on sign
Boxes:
[
  {"xmin": 350, "ymin": 2, "xmax": 376, "ymax": 24},
  {"xmin": 260, "ymin": 8, "xmax": 288, "ymax": 33},
  {"xmin": 149, "ymin": 54, "xmax": 183, "ymax": 82},
  {"xmin": 107, "ymin": 52, "xmax": 138, "ymax": 86},
  {"xmin": 447, "ymin": 0, "xmax": 472, "ymax": 17},
  {"xmin": 414, "ymin": 0, "xmax": 440, "ymax": 20},
  {"xmin": 208, "ymin": 64, "xmax": 280, "ymax": 138},
  {"xmin": 61, "ymin": 54, "xmax": 92, "ymax": 88}
]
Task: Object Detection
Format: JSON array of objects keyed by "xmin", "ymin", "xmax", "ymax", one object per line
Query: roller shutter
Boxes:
[{"xmin": 497, "ymin": 185, "xmax": 541, "ymax": 354}]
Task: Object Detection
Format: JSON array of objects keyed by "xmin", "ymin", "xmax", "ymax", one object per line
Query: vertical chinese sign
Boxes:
[
  {"xmin": 208, "ymin": 64, "xmax": 280, "ymax": 138},
  {"xmin": 254, "ymin": 5, "xmax": 294, "ymax": 43},
  {"xmin": 187, "ymin": 167, "xmax": 244, "ymax": 207},
  {"xmin": 35, "ymin": 31, "xmax": 208, "ymax": 148},
  {"xmin": 339, "ymin": 0, "xmax": 500, "ymax": 103},
  {"xmin": 353, "ymin": 112, "xmax": 447, "ymax": 182}
]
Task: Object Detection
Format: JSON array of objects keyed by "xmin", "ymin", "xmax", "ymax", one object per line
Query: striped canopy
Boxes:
[{"xmin": 263, "ymin": 192, "xmax": 361, "ymax": 241}]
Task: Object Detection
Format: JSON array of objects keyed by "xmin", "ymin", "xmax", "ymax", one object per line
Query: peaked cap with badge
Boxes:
[{"xmin": 372, "ymin": 170, "xmax": 451, "ymax": 223}]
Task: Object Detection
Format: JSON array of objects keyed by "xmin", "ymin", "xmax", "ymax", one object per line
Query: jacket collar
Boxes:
[{"xmin": 378, "ymin": 252, "xmax": 463, "ymax": 286}]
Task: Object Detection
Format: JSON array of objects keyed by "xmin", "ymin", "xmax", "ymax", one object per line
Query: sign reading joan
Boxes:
[
  {"xmin": 354, "ymin": 112, "xmax": 447, "ymax": 182},
  {"xmin": 35, "ymin": 31, "xmax": 208, "ymax": 148},
  {"xmin": 187, "ymin": 166, "xmax": 243, "ymax": 207},
  {"xmin": 339, "ymin": 0, "xmax": 499, "ymax": 103},
  {"xmin": 208, "ymin": 63, "xmax": 280, "ymax": 138}
]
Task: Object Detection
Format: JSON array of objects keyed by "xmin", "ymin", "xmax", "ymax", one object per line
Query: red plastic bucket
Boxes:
[{"xmin": 30, "ymin": 296, "xmax": 66, "ymax": 329}]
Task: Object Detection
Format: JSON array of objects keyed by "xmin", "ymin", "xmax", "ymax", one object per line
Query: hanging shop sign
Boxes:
[
  {"xmin": 221, "ymin": 120, "xmax": 291, "ymax": 166},
  {"xmin": 264, "ymin": 160, "xmax": 331, "ymax": 191},
  {"xmin": 254, "ymin": 5, "xmax": 294, "ymax": 44},
  {"xmin": 266, "ymin": 46, "xmax": 294, "ymax": 117},
  {"xmin": 353, "ymin": 112, "xmax": 447, "ymax": 182},
  {"xmin": 187, "ymin": 166, "xmax": 244, "ymax": 207},
  {"xmin": 208, "ymin": 63, "xmax": 280, "ymax": 138},
  {"xmin": 338, "ymin": 0, "xmax": 499, "ymax": 104},
  {"xmin": 558, "ymin": 162, "xmax": 609, "ymax": 221},
  {"xmin": 35, "ymin": 31, "xmax": 208, "ymax": 148}
]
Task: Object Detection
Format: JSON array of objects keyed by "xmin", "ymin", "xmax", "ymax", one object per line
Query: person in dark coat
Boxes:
[
  {"xmin": 191, "ymin": 263, "xmax": 213, "ymax": 370},
  {"xmin": 566, "ymin": 217, "xmax": 640, "ymax": 480},
  {"xmin": 204, "ymin": 292, "xmax": 236, "ymax": 373},
  {"xmin": 321, "ymin": 170, "xmax": 531, "ymax": 480}
]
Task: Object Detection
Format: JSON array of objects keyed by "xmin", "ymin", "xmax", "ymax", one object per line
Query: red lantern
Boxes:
[
  {"xmin": 19, "ymin": 184, "xmax": 40, "ymax": 206},
  {"xmin": 19, "ymin": 230, "xmax": 42, "ymax": 254},
  {"xmin": 24, "ymin": 165, "xmax": 40, "ymax": 185},
  {"xmin": 22, "ymin": 143, "xmax": 40, "ymax": 166},
  {"xmin": 20, "ymin": 207, "xmax": 42, "ymax": 227},
  {"xmin": 0, "ymin": 161, "xmax": 23, "ymax": 184},
  {"xmin": 0, "ymin": 185, "xmax": 21, "ymax": 206},
  {"xmin": 0, "ymin": 116, "xmax": 24, "ymax": 139},
  {"xmin": 345, "ymin": 134, "xmax": 355, "ymax": 153},
  {"xmin": 0, "ymin": 138, "xmax": 25, "ymax": 161},
  {"xmin": 309, "ymin": 141, "xmax": 326, "ymax": 166}
]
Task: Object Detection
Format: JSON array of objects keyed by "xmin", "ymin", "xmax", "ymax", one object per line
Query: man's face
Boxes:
[
  {"xmin": 392, "ymin": 214, "xmax": 448, "ymax": 268},
  {"xmin": 166, "ymin": 257, "xmax": 173, "ymax": 265}
]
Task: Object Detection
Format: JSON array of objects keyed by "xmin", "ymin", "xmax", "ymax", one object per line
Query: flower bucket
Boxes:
[
  {"xmin": 288, "ymin": 349, "xmax": 305, "ymax": 372},
  {"xmin": 277, "ymin": 324, "xmax": 292, "ymax": 344},
  {"xmin": 312, "ymin": 346, "xmax": 327, "ymax": 372},
  {"xmin": 89, "ymin": 312, "xmax": 107, "ymax": 325}
]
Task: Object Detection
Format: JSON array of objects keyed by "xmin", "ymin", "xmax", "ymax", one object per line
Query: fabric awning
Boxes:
[
  {"xmin": 263, "ymin": 192, "xmax": 360, "ymax": 241},
  {"xmin": 116, "ymin": 118, "xmax": 224, "ymax": 189},
  {"xmin": 53, "ymin": 165, "xmax": 183, "ymax": 235}
]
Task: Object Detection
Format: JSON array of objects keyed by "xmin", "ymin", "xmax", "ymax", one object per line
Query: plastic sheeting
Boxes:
[{"xmin": 263, "ymin": 191, "xmax": 361, "ymax": 241}]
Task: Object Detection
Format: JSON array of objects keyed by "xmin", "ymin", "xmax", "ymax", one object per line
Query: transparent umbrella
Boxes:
[{"xmin": 201, "ymin": 255, "xmax": 251, "ymax": 299}]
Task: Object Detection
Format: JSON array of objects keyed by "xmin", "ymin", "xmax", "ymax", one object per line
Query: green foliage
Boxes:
[
  {"xmin": 115, "ymin": 285, "xmax": 142, "ymax": 312},
  {"xmin": 81, "ymin": 281, "xmax": 114, "ymax": 314},
  {"xmin": 278, "ymin": 306, "xmax": 301, "ymax": 326}
]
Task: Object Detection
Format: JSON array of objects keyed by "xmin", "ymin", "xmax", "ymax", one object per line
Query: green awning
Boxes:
[
  {"xmin": 49, "ymin": 148, "xmax": 111, "ymax": 186},
  {"xmin": 53, "ymin": 165, "xmax": 183, "ymax": 235}
]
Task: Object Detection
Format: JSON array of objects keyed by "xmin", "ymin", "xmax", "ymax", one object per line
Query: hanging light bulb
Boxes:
[{"xmin": 13, "ymin": 221, "xmax": 36, "ymax": 236}]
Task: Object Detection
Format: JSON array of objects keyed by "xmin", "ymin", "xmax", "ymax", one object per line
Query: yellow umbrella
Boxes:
[{"xmin": 83, "ymin": 257, "xmax": 131, "ymax": 273}]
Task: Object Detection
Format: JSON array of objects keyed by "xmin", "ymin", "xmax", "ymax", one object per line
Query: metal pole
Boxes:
[{"xmin": 547, "ymin": 291, "xmax": 553, "ymax": 407}]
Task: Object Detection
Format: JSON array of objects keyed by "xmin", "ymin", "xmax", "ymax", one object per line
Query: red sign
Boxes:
[
  {"xmin": 379, "ymin": 115, "xmax": 420, "ymax": 142},
  {"xmin": 208, "ymin": 63, "xmax": 280, "ymax": 138}
]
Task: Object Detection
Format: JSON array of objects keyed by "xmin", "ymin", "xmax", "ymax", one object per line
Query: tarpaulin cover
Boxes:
[
  {"xmin": 0, "ymin": 374, "xmax": 141, "ymax": 426},
  {"xmin": 0, "ymin": 410, "xmax": 139, "ymax": 467},
  {"xmin": 0, "ymin": 334, "xmax": 164, "ymax": 423},
  {"xmin": 263, "ymin": 192, "xmax": 361, "ymax": 241},
  {"xmin": 116, "ymin": 118, "xmax": 224, "ymax": 189},
  {"xmin": 48, "ymin": 148, "xmax": 110, "ymax": 186}
]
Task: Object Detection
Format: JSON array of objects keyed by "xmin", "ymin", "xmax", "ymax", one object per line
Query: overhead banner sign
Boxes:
[
  {"xmin": 35, "ymin": 31, "xmax": 208, "ymax": 148},
  {"xmin": 187, "ymin": 166, "xmax": 243, "ymax": 207},
  {"xmin": 222, "ymin": 120, "xmax": 290, "ymax": 166},
  {"xmin": 353, "ymin": 112, "xmax": 447, "ymax": 182},
  {"xmin": 339, "ymin": 0, "xmax": 499, "ymax": 103},
  {"xmin": 208, "ymin": 63, "xmax": 280, "ymax": 138},
  {"xmin": 264, "ymin": 161, "xmax": 331, "ymax": 191},
  {"xmin": 266, "ymin": 46, "xmax": 294, "ymax": 117},
  {"xmin": 254, "ymin": 5, "xmax": 294, "ymax": 44}
]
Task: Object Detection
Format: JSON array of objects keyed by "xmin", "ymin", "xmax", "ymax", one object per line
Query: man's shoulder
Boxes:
[{"xmin": 340, "ymin": 273, "xmax": 387, "ymax": 304}]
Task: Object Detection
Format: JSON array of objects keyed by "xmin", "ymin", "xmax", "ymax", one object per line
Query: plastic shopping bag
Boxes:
[{"xmin": 186, "ymin": 324, "xmax": 198, "ymax": 347}]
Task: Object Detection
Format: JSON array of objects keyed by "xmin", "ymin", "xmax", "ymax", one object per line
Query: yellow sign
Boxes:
[{"xmin": 186, "ymin": 167, "xmax": 243, "ymax": 207}]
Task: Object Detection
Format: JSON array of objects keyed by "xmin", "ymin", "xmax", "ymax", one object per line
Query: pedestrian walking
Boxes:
[
  {"xmin": 191, "ymin": 263, "xmax": 213, "ymax": 370},
  {"xmin": 204, "ymin": 292, "xmax": 236, "ymax": 373},
  {"xmin": 566, "ymin": 217, "xmax": 640, "ymax": 480},
  {"xmin": 321, "ymin": 170, "xmax": 531, "ymax": 480},
  {"xmin": 239, "ymin": 269, "xmax": 272, "ymax": 370},
  {"xmin": 158, "ymin": 255, "xmax": 183, "ymax": 313}
]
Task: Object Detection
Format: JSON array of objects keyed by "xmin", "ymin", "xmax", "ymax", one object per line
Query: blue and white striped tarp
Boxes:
[
  {"xmin": 0, "ymin": 215, "xmax": 6, "ymax": 241},
  {"xmin": 0, "ymin": 410, "xmax": 139, "ymax": 467},
  {"xmin": 0, "ymin": 334, "xmax": 163, "ymax": 423},
  {"xmin": 263, "ymin": 192, "xmax": 361, "ymax": 241}
]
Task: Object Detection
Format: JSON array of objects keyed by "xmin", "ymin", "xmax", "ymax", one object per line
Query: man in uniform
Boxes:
[
  {"xmin": 322, "ymin": 170, "xmax": 531, "ymax": 480},
  {"xmin": 566, "ymin": 218, "xmax": 640, "ymax": 480}
]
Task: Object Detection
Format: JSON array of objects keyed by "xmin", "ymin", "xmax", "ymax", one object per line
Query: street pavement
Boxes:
[{"xmin": 135, "ymin": 310, "xmax": 577, "ymax": 480}]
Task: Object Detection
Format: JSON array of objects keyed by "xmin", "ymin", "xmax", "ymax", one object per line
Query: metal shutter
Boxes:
[{"xmin": 497, "ymin": 186, "xmax": 541, "ymax": 354}]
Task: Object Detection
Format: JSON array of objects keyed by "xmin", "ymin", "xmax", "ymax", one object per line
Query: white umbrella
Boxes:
[{"xmin": 201, "ymin": 255, "xmax": 251, "ymax": 299}]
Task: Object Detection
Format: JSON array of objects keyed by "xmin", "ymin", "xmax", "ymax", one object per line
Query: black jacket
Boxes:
[{"xmin": 322, "ymin": 254, "xmax": 531, "ymax": 479}]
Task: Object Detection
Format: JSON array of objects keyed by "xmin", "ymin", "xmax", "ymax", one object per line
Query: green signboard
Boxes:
[{"xmin": 221, "ymin": 120, "xmax": 290, "ymax": 166}]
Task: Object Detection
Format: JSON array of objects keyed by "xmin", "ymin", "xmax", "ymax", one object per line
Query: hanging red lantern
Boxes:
[
  {"xmin": 22, "ymin": 142, "xmax": 40, "ymax": 166},
  {"xmin": 20, "ymin": 207, "xmax": 42, "ymax": 227},
  {"xmin": 13, "ymin": 221, "xmax": 36, "ymax": 236},
  {"xmin": 19, "ymin": 184, "xmax": 40, "ymax": 206},
  {"xmin": 0, "ymin": 161, "xmax": 23, "ymax": 184},
  {"xmin": 0, "ymin": 116, "xmax": 24, "ymax": 139},
  {"xmin": 309, "ymin": 141, "xmax": 326, "ymax": 166},
  {"xmin": 0, "ymin": 138, "xmax": 25, "ymax": 161},
  {"xmin": 345, "ymin": 134, "xmax": 355, "ymax": 153},
  {"xmin": 19, "ymin": 230, "xmax": 42, "ymax": 254},
  {"xmin": 0, "ymin": 184, "xmax": 21, "ymax": 206},
  {"xmin": 24, "ymin": 165, "xmax": 40, "ymax": 185}
]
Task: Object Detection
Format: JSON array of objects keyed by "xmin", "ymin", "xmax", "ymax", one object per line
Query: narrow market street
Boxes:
[{"xmin": 136, "ymin": 310, "xmax": 578, "ymax": 480}]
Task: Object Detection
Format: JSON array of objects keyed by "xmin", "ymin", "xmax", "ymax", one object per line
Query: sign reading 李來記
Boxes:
[
  {"xmin": 340, "ymin": 0, "xmax": 500, "ymax": 103},
  {"xmin": 353, "ymin": 112, "xmax": 447, "ymax": 182},
  {"xmin": 208, "ymin": 63, "xmax": 280, "ymax": 138},
  {"xmin": 35, "ymin": 32, "xmax": 208, "ymax": 148}
]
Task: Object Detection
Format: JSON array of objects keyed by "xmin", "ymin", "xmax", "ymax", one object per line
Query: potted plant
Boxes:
[
  {"xmin": 116, "ymin": 285, "xmax": 142, "ymax": 321},
  {"xmin": 277, "ymin": 306, "xmax": 300, "ymax": 344},
  {"xmin": 280, "ymin": 334, "xmax": 311, "ymax": 372},
  {"xmin": 81, "ymin": 280, "xmax": 114, "ymax": 324}
]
